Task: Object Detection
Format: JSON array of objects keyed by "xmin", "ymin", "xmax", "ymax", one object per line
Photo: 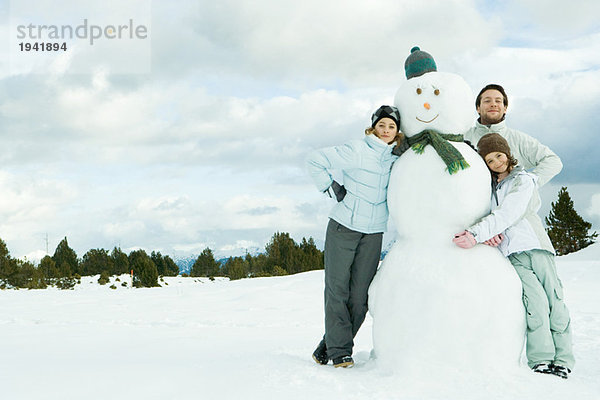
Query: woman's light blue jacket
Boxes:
[{"xmin": 305, "ymin": 134, "xmax": 398, "ymax": 233}]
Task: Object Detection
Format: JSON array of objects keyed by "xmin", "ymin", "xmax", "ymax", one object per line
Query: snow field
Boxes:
[{"xmin": 1, "ymin": 244, "xmax": 599, "ymax": 399}]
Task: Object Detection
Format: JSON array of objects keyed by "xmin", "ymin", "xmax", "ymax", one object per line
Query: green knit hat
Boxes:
[{"xmin": 405, "ymin": 46, "xmax": 437, "ymax": 79}]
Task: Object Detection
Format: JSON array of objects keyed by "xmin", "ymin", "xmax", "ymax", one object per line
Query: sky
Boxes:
[{"xmin": 0, "ymin": 0, "xmax": 599, "ymax": 261}]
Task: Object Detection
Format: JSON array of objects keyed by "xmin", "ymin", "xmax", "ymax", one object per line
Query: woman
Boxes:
[{"xmin": 305, "ymin": 105, "xmax": 407, "ymax": 368}]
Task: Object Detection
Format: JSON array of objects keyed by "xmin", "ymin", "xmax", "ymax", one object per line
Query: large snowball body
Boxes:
[{"xmin": 368, "ymin": 71, "xmax": 526, "ymax": 374}]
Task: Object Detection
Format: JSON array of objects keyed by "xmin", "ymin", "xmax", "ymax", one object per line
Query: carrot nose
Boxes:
[{"xmin": 424, "ymin": 103, "xmax": 431, "ymax": 110}]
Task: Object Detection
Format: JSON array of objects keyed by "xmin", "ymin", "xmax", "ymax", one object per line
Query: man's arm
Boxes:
[{"xmin": 514, "ymin": 131, "xmax": 562, "ymax": 187}]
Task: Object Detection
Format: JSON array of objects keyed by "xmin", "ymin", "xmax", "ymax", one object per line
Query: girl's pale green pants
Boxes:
[{"xmin": 509, "ymin": 249, "xmax": 575, "ymax": 370}]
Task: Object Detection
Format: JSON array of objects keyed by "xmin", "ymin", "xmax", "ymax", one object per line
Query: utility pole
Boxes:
[{"xmin": 45, "ymin": 233, "xmax": 49, "ymax": 255}]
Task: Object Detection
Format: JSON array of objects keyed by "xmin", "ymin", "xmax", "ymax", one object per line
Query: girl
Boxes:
[
  {"xmin": 306, "ymin": 105, "xmax": 406, "ymax": 368},
  {"xmin": 453, "ymin": 133, "xmax": 574, "ymax": 379}
]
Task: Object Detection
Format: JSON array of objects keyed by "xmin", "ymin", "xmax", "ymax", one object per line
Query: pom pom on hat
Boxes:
[
  {"xmin": 371, "ymin": 105, "xmax": 401, "ymax": 128},
  {"xmin": 404, "ymin": 46, "xmax": 437, "ymax": 79},
  {"xmin": 477, "ymin": 133, "xmax": 513, "ymax": 159}
]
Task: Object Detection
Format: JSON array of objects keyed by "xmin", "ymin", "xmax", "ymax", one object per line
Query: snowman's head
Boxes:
[
  {"xmin": 394, "ymin": 71, "xmax": 474, "ymax": 137},
  {"xmin": 395, "ymin": 47, "xmax": 475, "ymax": 137}
]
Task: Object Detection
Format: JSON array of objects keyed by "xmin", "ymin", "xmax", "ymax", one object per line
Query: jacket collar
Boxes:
[
  {"xmin": 491, "ymin": 165, "xmax": 524, "ymax": 205},
  {"xmin": 476, "ymin": 119, "xmax": 507, "ymax": 133},
  {"xmin": 496, "ymin": 165, "xmax": 526, "ymax": 190},
  {"xmin": 364, "ymin": 133, "xmax": 394, "ymax": 154}
]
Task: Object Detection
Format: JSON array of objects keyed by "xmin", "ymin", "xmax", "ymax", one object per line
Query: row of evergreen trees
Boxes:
[
  {"xmin": 0, "ymin": 236, "xmax": 178, "ymax": 290},
  {"xmin": 188, "ymin": 233, "xmax": 324, "ymax": 280},
  {"xmin": 0, "ymin": 232, "xmax": 324, "ymax": 290}
]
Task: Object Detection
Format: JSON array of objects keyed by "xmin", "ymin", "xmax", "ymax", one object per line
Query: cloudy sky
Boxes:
[{"xmin": 1, "ymin": 0, "xmax": 599, "ymax": 261}]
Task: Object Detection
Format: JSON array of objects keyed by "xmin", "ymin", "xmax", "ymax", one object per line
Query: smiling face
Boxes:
[
  {"xmin": 477, "ymin": 89, "xmax": 507, "ymax": 125},
  {"xmin": 394, "ymin": 72, "xmax": 474, "ymax": 137},
  {"xmin": 374, "ymin": 117, "xmax": 398, "ymax": 144},
  {"xmin": 484, "ymin": 151, "xmax": 509, "ymax": 174}
]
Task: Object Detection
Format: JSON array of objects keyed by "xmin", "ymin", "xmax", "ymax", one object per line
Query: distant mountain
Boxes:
[
  {"xmin": 174, "ymin": 255, "xmax": 197, "ymax": 274},
  {"xmin": 173, "ymin": 248, "xmax": 263, "ymax": 274}
]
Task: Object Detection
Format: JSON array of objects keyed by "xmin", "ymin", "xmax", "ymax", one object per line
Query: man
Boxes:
[{"xmin": 464, "ymin": 84, "xmax": 562, "ymax": 187}]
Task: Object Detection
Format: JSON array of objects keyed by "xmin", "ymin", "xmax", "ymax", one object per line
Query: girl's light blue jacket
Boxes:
[{"xmin": 305, "ymin": 134, "xmax": 398, "ymax": 234}]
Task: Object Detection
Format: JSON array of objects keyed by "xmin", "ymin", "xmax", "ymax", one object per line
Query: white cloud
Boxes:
[
  {"xmin": 0, "ymin": 170, "xmax": 79, "ymax": 258},
  {"xmin": 589, "ymin": 193, "xmax": 600, "ymax": 218},
  {"xmin": 151, "ymin": 0, "xmax": 498, "ymax": 87},
  {"xmin": 0, "ymin": 170, "xmax": 77, "ymax": 225},
  {"xmin": 506, "ymin": 0, "xmax": 600, "ymax": 35},
  {"xmin": 219, "ymin": 240, "xmax": 260, "ymax": 253}
]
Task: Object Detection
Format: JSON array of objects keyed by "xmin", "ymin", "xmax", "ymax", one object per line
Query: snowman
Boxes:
[{"xmin": 368, "ymin": 47, "xmax": 526, "ymax": 374}]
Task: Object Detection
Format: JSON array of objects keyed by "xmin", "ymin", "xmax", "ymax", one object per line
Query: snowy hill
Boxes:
[
  {"xmin": 559, "ymin": 241, "xmax": 600, "ymax": 263},
  {"xmin": 1, "ymin": 244, "xmax": 599, "ymax": 399}
]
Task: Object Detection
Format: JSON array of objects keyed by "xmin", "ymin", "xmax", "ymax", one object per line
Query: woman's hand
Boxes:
[{"xmin": 325, "ymin": 180, "xmax": 346, "ymax": 202}]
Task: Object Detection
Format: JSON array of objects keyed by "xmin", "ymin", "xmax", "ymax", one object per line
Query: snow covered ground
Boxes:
[{"xmin": 1, "ymin": 244, "xmax": 599, "ymax": 400}]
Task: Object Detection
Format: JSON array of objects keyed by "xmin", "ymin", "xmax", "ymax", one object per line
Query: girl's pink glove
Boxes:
[
  {"xmin": 453, "ymin": 231, "xmax": 476, "ymax": 249},
  {"xmin": 483, "ymin": 233, "xmax": 504, "ymax": 247}
]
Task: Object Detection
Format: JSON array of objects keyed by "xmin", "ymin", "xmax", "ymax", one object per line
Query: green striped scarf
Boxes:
[{"xmin": 407, "ymin": 130, "xmax": 470, "ymax": 175}]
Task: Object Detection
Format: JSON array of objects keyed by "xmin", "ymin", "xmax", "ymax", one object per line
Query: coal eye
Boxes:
[
  {"xmin": 416, "ymin": 88, "xmax": 422, "ymax": 95},
  {"xmin": 434, "ymin": 89, "xmax": 440, "ymax": 96}
]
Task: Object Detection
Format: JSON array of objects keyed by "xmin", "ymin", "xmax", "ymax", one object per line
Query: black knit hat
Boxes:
[
  {"xmin": 477, "ymin": 133, "xmax": 512, "ymax": 159},
  {"xmin": 405, "ymin": 46, "xmax": 437, "ymax": 79},
  {"xmin": 371, "ymin": 105, "xmax": 400, "ymax": 128}
]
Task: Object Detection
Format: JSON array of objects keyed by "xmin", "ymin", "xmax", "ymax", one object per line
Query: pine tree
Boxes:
[
  {"xmin": 4, "ymin": 259, "xmax": 39, "ymax": 289},
  {"xmin": 545, "ymin": 187, "xmax": 598, "ymax": 255},
  {"xmin": 249, "ymin": 253, "xmax": 269, "ymax": 277},
  {"xmin": 149, "ymin": 251, "xmax": 179, "ymax": 277},
  {"xmin": 0, "ymin": 238, "xmax": 11, "ymax": 284},
  {"xmin": 191, "ymin": 248, "xmax": 220, "ymax": 277},
  {"xmin": 98, "ymin": 270, "xmax": 110, "ymax": 285},
  {"xmin": 162, "ymin": 255, "xmax": 180, "ymax": 276},
  {"xmin": 81, "ymin": 249, "xmax": 112, "ymax": 276},
  {"xmin": 0, "ymin": 238, "xmax": 9, "ymax": 262},
  {"xmin": 39, "ymin": 255, "xmax": 59, "ymax": 279},
  {"xmin": 265, "ymin": 232, "xmax": 301, "ymax": 274},
  {"xmin": 0, "ymin": 240, "xmax": 47, "ymax": 289},
  {"xmin": 0, "ymin": 239, "xmax": 18, "ymax": 288},
  {"xmin": 151, "ymin": 251, "xmax": 166, "ymax": 276},
  {"xmin": 52, "ymin": 237, "xmax": 79, "ymax": 277},
  {"xmin": 223, "ymin": 256, "xmax": 248, "ymax": 280},
  {"xmin": 129, "ymin": 249, "xmax": 159, "ymax": 287},
  {"xmin": 299, "ymin": 237, "xmax": 324, "ymax": 272},
  {"xmin": 110, "ymin": 247, "xmax": 129, "ymax": 276}
]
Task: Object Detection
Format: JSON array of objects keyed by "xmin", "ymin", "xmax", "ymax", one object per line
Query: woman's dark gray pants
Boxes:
[{"xmin": 319, "ymin": 219, "xmax": 383, "ymax": 360}]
